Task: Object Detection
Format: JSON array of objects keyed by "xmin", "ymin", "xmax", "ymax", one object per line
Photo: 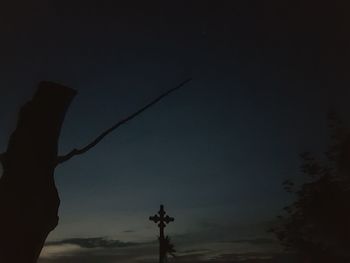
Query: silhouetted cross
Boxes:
[{"xmin": 149, "ymin": 205, "xmax": 174, "ymax": 263}]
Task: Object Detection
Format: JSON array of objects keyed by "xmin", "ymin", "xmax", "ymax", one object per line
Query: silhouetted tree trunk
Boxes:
[
  {"xmin": 0, "ymin": 79, "xmax": 190, "ymax": 263},
  {"xmin": 0, "ymin": 82, "xmax": 76, "ymax": 263}
]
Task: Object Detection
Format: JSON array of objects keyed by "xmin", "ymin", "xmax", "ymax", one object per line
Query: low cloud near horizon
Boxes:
[{"xmin": 38, "ymin": 236, "xmax": 287, "ymax": 263}]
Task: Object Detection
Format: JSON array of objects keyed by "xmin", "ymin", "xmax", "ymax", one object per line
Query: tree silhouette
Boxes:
[
  {"xmin": 0, "ymin": 79, "xmax": 190, "ymax": 263},
  {"xmin": 163, "ymin": 235, "xmax": 176, "ymax": 262},
  {"xmin": 270, "ymin": 113, "xmax": 350, "ymax": 263}
]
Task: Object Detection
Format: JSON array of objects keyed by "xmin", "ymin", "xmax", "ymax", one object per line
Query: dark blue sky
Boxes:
[{"xmin": 0, "ymin": 1, "xmax": 349, "ymax": 262}]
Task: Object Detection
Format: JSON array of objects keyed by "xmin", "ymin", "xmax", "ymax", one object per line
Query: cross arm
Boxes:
[
  {"xmin": 164, "ymin": 215, "xmax": 174, "ymax": 224},
  {"xmin": 149, "ymin": 215, "xmax": 160, "ymax": 223}
]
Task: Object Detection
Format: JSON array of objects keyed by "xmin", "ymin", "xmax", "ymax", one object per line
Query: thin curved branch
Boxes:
[{"xmin": 56, "ymin": 78, "xmax": 192, "ymax": 165}]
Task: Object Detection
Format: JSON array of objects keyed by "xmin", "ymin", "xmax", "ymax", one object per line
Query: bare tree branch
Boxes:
[{"xmin": 56, "ymin": 78, "xmax": 192, "ymax": 165}]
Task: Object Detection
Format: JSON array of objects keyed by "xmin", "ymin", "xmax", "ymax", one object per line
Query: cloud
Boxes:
[
  {"xmin": 38, "ymin": 235, "xmax": 285, "ymax": 263},
  {"xmin": 222, "ymin": 237, "xmax": 277, "ymax": 245},
  {"xmin": 211, "ymin": 252, "xmax": 282, "ymax": 262},
  {"xmin": 38, "ymin": 237, "xmax": 157, "ymax": 263},
  {"xmin": 123, "ymin": 230, "xmax": 136, "ymax": 233},
  {"xmin": 40, "ymin": 244, "xmax": 84, "ymax": 259},
  {"xmin": 39, "ymin": 237, "xmax": 153, "ymax": 262},
  {"xmin": 46, "ymin": 237, "xmax": 139, "ymax": 249},
  {"xmin": 162, "ymin": 252, "xmax": 295, "ymax": 263}
]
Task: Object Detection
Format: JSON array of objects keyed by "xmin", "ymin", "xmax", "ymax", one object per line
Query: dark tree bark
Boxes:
[
  {"xmin": 0, "ymin": 82, "xmax": 76, "ymax": 263},
  {"xmin": 0, "ymin": 79, "xmax": 190, "ymax": 263}
]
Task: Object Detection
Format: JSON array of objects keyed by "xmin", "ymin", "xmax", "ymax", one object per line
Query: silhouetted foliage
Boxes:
[
  {"xmin": 163, "ymin": 235, "xmax": 176, "ymax": 260},
  {"xmin": 270, "ymin": 113, "xmax": 350, "ymax": 263}
]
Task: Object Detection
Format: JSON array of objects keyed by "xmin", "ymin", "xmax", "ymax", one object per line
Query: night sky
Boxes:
[{"xmin": 0, "ymin": 1, "xmax": 349, "ymax": 262}]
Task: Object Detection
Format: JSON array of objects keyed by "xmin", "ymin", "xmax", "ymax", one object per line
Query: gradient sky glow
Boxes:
[{"xmin": 0, "ymin": 1, "xmax": 349, "ymax": 262}]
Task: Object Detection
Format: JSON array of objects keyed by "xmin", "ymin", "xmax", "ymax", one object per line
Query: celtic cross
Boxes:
[{"xmin": 149, "ymin": 205, "xmax": 174, "ymax": 263}]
